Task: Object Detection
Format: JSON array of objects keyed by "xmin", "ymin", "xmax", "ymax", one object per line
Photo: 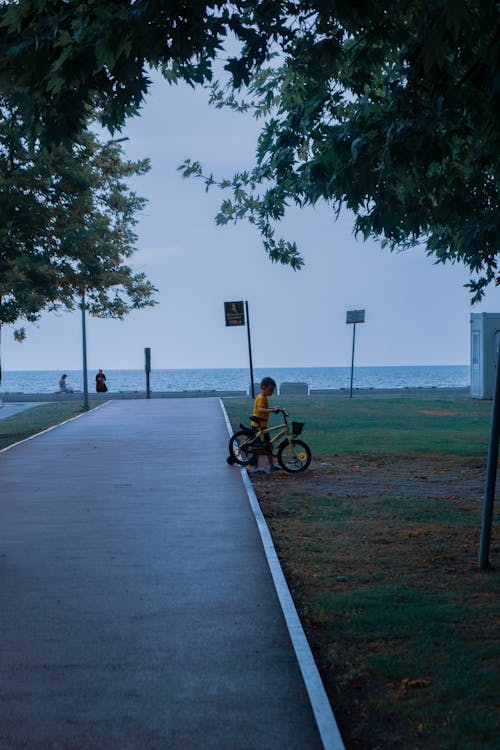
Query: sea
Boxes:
[{"xmin": 0, "ymin": 365, "xmax": 470, "ymax": 395}]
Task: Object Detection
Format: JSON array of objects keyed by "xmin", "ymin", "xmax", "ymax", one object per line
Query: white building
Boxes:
[{"xmin": 470, "ymin": 313, "xmax": 500, "ymax": 399}]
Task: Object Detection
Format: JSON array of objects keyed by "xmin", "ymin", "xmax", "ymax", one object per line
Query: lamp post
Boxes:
[
  {"xmin": 478, "ymin": 341, "xmax": 500, "ymax": 570},
  {"xmin": 0, "ymin": 323, "xmax": 3, "ymax": 408},
  {"xmin": 79, "ymin": 136, "xmax": 129, "ymax": 411},
  {"xmin": 106, "ymin": 137, "xmax": 129, "ymax": 146},
  {"xmin": 81, "ymin": 293, "xmax": 89, "ymax": 411}
]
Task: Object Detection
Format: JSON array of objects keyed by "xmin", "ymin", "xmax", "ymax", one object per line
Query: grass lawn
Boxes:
[
  {"xmin": 224, "ymin": 394, "xmax": 499, "ymax": 750},
  {"xmin": 0, "ymin": 401, "xmax": 102, "ymax": 451}
]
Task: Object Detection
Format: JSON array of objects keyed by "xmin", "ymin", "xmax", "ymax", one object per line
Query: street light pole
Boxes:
[
  {"xmin": 106, "ymin": 137, "xmax": 129, "ymax": 146},
  {"xmin": 478, "ymin": 342, "xmax": 500, "ymax": 570},
  {"xmin": 78, "ymin": 136, "xmax": 129, "ymax": 412},
  {"xmin": 81, "ymin": 293, "xmax": 89, "ymax": 410},
  {"xmin": 0, "ymin": 323, "xmax": 3, "ymax": 408}
]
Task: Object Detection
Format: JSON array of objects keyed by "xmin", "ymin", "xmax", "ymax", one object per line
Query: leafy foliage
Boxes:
[
  {"xmin": 0, "ymin": 0, "xmax": 244, "ymax": 142},
  {"xmin": 182, "ymin": 1, "xmax": 500, "ymax": 299},
  {"xmin": 0, "ymin": 0, "xmax": 498, "ymax": 297},
  {"xmin": 0, "ymin": 90, "xmax": 156, "ymax": 330}
]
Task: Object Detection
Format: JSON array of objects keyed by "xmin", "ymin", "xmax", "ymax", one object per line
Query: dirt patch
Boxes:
[
  {"xmin": 252, "ymin": 453, "xmax": 490, "ymax": 601},
  {"xmin": 248, "ymin": 453, "xmax": 498, "ymax": 749}
]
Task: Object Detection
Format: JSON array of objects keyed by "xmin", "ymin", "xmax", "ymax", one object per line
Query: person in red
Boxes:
[{"xmin": 95, "ymin": 369, "xmax": 108, "ymax": 393}]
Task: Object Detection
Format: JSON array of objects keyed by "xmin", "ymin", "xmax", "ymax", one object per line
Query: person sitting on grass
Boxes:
[
  {"xmin": 58, "ymin": 374, "xmax": 74, "ymax": 393},
  {"xmin": 251, "ymin": 377, "xmax": 281, "ymax": 474}
]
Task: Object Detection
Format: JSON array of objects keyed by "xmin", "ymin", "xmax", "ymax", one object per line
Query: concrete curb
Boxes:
[{"xmin": 219, "ymin": 399, "xmax": 345, "ymax": 750}]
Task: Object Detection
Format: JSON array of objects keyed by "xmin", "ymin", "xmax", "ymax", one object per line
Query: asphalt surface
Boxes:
[{"xmin": 0, "ymin": 398, "xmax": 324, "ymax": 749}]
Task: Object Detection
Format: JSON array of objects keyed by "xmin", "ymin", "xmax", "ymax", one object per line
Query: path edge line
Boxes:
[
  {"xmin": 219, "ymin": 399, "xmax": 345, "ymax": 750},
  {"xmin": 0, "ymin": 401, "xmax": 111, "ymax": 454}
]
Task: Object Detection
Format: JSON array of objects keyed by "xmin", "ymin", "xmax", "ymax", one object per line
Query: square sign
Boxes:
[
  {"xmin": 224, "ymin": 301, "xmax": 245, "ymax": 326},
  {"xmin": 346, "ymin": 309, "xmax": 365, "ymax": 324}
]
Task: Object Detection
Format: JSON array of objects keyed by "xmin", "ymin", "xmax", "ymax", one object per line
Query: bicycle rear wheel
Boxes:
[
  {"xmin": 277, "ymin": 439, "xmax": 312, "ymax": 473},
  {"xmin": 228, "ymin": 430, "xmax": 255, "ymax": 466}
]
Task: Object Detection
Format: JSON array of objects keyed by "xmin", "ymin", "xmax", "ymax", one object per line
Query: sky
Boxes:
[{"xmin": 3, "ymin": 72, "xmax": 499, "ymax": 373}]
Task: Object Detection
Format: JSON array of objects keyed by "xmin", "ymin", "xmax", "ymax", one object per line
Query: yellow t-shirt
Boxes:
[{"xmin": 252, "ymin": 393, "xmax": 269, "ymax": 428}]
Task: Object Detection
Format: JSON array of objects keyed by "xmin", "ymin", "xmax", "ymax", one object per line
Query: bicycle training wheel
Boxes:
[
  {"xmin": 228, "ymin": 430, "xmax": 255, "ymax": 466},
  {"xmin": 277, "ymin": 439, "xmax": 312, "ymax": 473}
]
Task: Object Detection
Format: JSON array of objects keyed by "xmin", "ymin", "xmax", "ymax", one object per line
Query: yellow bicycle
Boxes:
[{"xmin": 227, "ymin": 408, "xmax": 312, "ymax": 473}]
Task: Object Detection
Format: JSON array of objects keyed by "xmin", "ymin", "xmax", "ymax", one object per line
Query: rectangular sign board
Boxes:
[
  {"xmin": 224, "ymin": 301, "xmax": 245, "ymax": 326},
  {"xmin": 346, "ymin": 309, "xmax": 365, "ymax": 324}
]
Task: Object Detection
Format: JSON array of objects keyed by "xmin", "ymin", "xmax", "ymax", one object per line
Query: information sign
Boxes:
[
  {"xmin": 224, "ymin": 301, "xmax": 245, "ymax": 326},
  {"xmin": 346, "ymin": 309, "xmax": 365, "ymax": 324}
]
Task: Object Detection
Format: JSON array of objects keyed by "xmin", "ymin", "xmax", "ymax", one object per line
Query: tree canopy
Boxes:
[
  {"xmin": 0, "ymin": 89, "xmax": 156, "ymax": 333},
  {"xmin": 182, "ymin": 0, "xmax": 500, "ymax": 300},
  {"xmin": 0, "ymin": 0, "xmax": 498, "ymax": 299}
]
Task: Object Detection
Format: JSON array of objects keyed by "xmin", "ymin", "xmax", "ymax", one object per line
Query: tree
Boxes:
[
  {"xmin": 0, "ymin": 90, "xmax": 156, "ymax": 334},
  {"xmin": 0, "ymin": 0, "xmax": 240, "ymax": 141},
  {"xmin": 180, "ymin": 0, "xmax": 499, "ymax": 300},
  {"xmin": 0, "ymin": 1, "xmax": 498, "ymax": 297}
]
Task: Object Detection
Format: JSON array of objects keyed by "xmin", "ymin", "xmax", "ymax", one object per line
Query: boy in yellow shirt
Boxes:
[{"xmin": 251, "ymin": 377, "xmax": 281, "ymax": 473}]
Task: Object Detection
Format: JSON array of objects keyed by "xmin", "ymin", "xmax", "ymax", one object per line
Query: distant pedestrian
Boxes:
[
  {"xmin": 59, "ymin": 374, "xmax": 73, "ymax": 393},
  {"xmin": 95, "ymin": 369, "xmax": 108, "ymax": 393}
]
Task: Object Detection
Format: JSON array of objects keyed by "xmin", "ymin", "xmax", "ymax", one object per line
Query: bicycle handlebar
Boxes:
[{"xmin": 275, "ymin": 407, "xmax": 289, "ymax": 418}]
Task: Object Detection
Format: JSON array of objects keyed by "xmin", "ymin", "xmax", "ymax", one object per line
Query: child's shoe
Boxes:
[{"xmin": 269, "ymin": 465, "xmax": 282, "ymax": 473}]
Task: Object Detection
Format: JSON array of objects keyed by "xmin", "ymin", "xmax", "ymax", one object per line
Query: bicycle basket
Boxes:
[{"xmin": 292, "ymin": 421, "xmax": 304, "ymax": 435}]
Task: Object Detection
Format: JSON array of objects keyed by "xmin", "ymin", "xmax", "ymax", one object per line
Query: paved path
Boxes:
[{"xmin": 0, "ymin": 399, "xmax": 326, "ymax": 749}]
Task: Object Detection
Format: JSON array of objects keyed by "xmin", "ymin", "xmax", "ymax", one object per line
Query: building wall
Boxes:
[{"xmin": 470, "ymin": 313, "xmax": 500, "ymax": 399}]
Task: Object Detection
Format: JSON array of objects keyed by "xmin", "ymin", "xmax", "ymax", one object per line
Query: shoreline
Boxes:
[{"xmin": 0, "ymin": 387, "xmax": 471, "ymax": 403}]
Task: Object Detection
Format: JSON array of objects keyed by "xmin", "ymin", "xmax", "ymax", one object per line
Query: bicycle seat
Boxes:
[
  {"xmin": 239, "ymin": 424, "xmax": 255, "ymax": 436},
  {"xmin": 249, "ymin": 415, "xmax": 264, "ymax": 424}
]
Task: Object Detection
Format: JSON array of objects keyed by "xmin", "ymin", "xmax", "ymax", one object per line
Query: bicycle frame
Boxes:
[
  {"xmin": 252, "ymin": 416, "xmax": 294, "ymax": 453},
  {"xmin": 228, "ymin": 407, "xmax": 311, "ymax": 472}
]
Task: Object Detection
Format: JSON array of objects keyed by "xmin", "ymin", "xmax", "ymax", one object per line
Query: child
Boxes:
[{"xmin": 251, "ymin": 377, "xmax": 281, "ymax": 473}]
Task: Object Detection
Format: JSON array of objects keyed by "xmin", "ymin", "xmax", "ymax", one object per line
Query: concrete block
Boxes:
[{"xmin": 279, "ymin": 382, "xmax": 309, "ymax": 395}]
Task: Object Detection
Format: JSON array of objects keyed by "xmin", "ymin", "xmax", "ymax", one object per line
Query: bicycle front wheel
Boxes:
[
  {"xmin": 277, "ymin": 439, "xmax": 312, "ymax": 473},
  {"xmin": 228, "ymin": 430, "xmax": 255, "ymax": 466}
]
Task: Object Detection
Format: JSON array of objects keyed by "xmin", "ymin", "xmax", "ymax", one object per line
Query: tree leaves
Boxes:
[
  {"xmin": 184, "ymin": 1, "xmax": 498, "ymax": 298},
  {"xmin": 0, "ymin": 94, "xmax": 157, "ymax": 329},
  {"xmin": 0, "ymin": 0, "xmax": 498, "ymax": 295}
]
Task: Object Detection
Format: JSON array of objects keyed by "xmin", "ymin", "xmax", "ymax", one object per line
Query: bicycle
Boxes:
[{"xmin": 227, "ymin": 408, "xmax": 312, "ymax": 473}]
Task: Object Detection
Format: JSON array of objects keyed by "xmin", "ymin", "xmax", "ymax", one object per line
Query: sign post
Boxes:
[
  {"xmin": 145, "ymin": 347, "xmax": 151, "ymax": 399},
  {"xmin": 225, "ymin": 300, "xmax": 255, "ymax": 398},
  {"xmin": 346, "ymin": 309, "xmax": 365, "ymax": 398},
  {"xmin": 245, "ymin": 301, "xmax": 255, "ymax": 398}
]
